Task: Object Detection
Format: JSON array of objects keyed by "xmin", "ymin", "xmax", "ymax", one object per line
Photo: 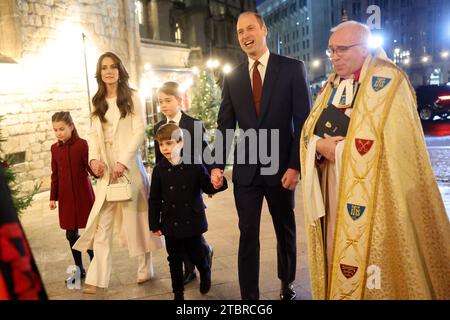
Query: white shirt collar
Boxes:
[
  {"xmin": 166, "ymin": 110, "xmax": 182, "ymax": 124},
  {"xmin": 248, "ymin": 49, "xmax": 270, "ymax": 71}
]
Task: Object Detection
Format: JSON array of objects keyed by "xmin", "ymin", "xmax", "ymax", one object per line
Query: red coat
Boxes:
[{"xmin": 50, "ymin": 136, "xmax": 95, "ymax": 230}]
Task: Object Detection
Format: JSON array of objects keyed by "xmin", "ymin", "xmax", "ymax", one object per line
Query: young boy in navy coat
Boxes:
[
  {"xmin": 154, "ymin": 81, "xmax": 214, "ymax": 285},
  {"xmin": 149, "ymin": 123, "xmax": 227, "ymax": 300}
]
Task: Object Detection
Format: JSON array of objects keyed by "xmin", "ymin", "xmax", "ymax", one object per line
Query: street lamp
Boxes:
[
  {"xmin": 441, "ymin": 51, "xmax": 449, "ymax": 59},
  {"xmin": 206, "ymin": 59, "xmax": 220, "ymax": 69},
  {"xmin": 312, "ymin": 60, "xmax": 320, "ymax": 68},
  {"xmin": 403, "ymin": 58, "xmax": 410, "ymax": 65},
  {"xmin": 223, "ymin": 64, "xmax": 232, "ymax": 74},
  {"xmin": 191, "ymin": 66, "xmax": 199, "ymax": 74},
  {"xmin": 421, "ymin": 56, "xmax": 429, "ymax": 63}
]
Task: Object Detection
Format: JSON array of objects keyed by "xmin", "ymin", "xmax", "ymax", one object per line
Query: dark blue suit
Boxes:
[{"xmin": 213, "ymin": 53, "xmax": 311, "ymax": 299}]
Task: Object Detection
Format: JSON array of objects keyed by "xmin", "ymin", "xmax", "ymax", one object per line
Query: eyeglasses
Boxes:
[{"xmin": 326, "ymin": 43, "xmax": 364, "ymax": 58}]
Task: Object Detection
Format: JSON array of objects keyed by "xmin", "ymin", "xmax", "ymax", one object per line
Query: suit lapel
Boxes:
[{"xmin": 257, "ymin": 54, "xmax": 280, "ymax": 126}]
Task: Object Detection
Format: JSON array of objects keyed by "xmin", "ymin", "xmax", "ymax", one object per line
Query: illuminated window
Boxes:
[
  {"xmin": 135, "ymin": 0, "xmax": 144, "ymax": 25},
  {"xmin": 175, "ymin": 23, "xmax": 182, "ymax": 43}
]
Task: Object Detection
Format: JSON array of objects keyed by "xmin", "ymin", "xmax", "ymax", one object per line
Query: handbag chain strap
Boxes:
[{"xmin": 107, "ymin": 174, "xmax": 130, "ymax": 186}]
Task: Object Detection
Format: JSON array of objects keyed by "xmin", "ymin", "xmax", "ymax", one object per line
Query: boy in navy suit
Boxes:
[
  {"xmin": 149, "ymin": 123, "xmax": 227, "ymax": 300},
  {"xmin": 153, "ymin": 81, "xmax": 214, "ymax": 285}
]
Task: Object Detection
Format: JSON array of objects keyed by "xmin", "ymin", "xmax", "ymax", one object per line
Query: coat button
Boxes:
[
  {"xmin": 180, "ymin": 166, "xmax": 183, "ymax": 170},
  {"xmin": 172, "ymin": 204, "xmax": 176, "ymax": 208},
  {"xmin": 169, "ymin": 186, "xmax": 174, "ymax": 190},
  {"xmin": 182, "ymin": 185, "xmax": 186, "ymax": 189},
  {"xmin": 184, "ymin": 203, "xmax": 188, "ymax": 207},
  {"xmin": 186, "ymin": 221, "xmax": 190, "ymax": 225},
  {"xmin": 174, "ymin": 222, "xmax": 178, "ymax": 227},
  {"xmin": 168, "ymin": 168, "xmax": 172, "ymax": 172}
]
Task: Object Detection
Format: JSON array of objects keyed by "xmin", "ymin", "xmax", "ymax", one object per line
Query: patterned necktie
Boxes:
[{"xmin": 252, "ymin": 60, "xmax": 262, "ymax": 116}]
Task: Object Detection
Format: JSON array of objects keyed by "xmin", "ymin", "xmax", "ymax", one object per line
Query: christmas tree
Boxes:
[
  {"xmin": 187, "ymin": 69, "xmax": 221, "ymax": 135},
  {"xmin": 0, "ymin": 116, "xmax": 41, "ymax": 216}
]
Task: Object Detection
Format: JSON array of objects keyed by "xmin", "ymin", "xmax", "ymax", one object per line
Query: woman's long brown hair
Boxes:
[{"xmin": 92, "ymin": 52, "xmax": 134, "ymax": 122}]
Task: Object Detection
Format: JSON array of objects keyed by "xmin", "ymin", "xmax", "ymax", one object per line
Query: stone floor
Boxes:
[{"xmin": 20, "ymin": 171, "xmax": 312, "ymax": 300}]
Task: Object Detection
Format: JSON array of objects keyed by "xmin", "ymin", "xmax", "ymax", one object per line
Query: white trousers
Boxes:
[{"xmin": 85, "ymin": 201, "xmax": 153, "ymax": 288}]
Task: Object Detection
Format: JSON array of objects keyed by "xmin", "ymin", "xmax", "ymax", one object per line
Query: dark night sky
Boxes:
[{"xmin": 256, "ymin": 0, "xmax": 265, "ymax": 5}]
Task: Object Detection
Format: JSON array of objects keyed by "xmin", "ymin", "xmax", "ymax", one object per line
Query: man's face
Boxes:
[
  {"xmin": 328, "ymin": 28, "xmax": 368, "ymax": 78},
  {"xmin": 237, "ymin": 13, "xmax": 268, "ymax": 59}
]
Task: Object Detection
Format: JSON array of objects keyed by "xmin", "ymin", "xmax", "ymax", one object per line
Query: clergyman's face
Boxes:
[
  {"xmin": 328, "ymin": 28, "xmax": 368, "ymax": 78},
  {"xmin": 237, "ymin": 13, "xmax": 268, "ymax": 60}
]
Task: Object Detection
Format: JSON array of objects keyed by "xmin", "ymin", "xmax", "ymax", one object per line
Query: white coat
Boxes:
[{"xmin": 73, "ymin": 93, "xmax": 164, "ymax": 257}]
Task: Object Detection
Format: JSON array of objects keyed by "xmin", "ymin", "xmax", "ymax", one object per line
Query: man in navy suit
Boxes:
[{"xmin": 211, "ymin": 12, "xmax": 311, "ymax": 300}]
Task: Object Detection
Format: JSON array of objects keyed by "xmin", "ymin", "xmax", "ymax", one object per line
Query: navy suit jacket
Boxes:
[{"xmin": 212, "ymin": 53, "xmax": 311, "ymax": 186}]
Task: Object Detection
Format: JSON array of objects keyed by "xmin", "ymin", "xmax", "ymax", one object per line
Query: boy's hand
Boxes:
[
  {"xmin": 49, "ymin": 201, "xmax": 57, "ymax": 210},
  {"xmin": 213, "ymin": 179, "xmax": 223, "ymax": 190},
  {"xmin": 152, "ymin": 230, "xmax": 162, "ymax": 236},
  {"xmin": 211, "ymin": 169, "xmax": 223, "ymax": 189}
]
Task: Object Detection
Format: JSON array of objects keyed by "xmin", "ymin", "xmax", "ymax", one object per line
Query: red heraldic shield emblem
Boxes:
[
  {"xmin": 355, "ymin": 138, "xmax": 374, "ymax": 156},
  {"xmin": 340, "ymin": 263, "xmax": 358, "ymax": 279}
]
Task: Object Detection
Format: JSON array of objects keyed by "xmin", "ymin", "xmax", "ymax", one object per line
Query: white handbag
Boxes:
[{"xmin": 106, "ymin": 175, "xmax": 132, "ymax": 202}]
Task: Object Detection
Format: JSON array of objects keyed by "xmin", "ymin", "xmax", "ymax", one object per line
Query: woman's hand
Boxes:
[
  {"xmin": 316, "ymin": 134, "xmax": 345, "ymax": 163},
  {"xmin": 90, "ymin": 159, "xmax": 106, "ymax": 177},
  {"xmin": 112, "ymin": 162, "xmax": 127, "ymax": 181}
]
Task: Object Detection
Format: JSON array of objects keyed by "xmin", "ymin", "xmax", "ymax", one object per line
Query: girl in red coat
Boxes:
[{"xmin": 49, "ymin": 112, "xmax": 95, "ymax": 282}]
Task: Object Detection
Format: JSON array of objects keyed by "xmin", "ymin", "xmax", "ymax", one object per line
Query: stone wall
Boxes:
[{"xmin": 0, "ymin": 0, "xmax": 140, "ymax": 192}]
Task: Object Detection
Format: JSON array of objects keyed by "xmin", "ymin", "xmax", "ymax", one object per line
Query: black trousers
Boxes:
[
  {"xmin": 233, "ymin": 175, "xmax": 297, "ymax": 300},
  {"xmin": 183, "ymin": 234, "xmax": 210, "ymax": 273},
  {"xmin": 66, "ymin": 229, "xmax": 94, "ymax": 271},
  {"xmin": 165, "ymin": 235, "xmax": 210, "ymax": 293}
]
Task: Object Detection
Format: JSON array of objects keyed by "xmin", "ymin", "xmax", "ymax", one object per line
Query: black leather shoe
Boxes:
[
  {"xmin": 199, "ymin": 270, "xmax": 211, "ymax": 294},
  {"xmin": 183, "ymin": 271, "xmax": 197, "ymax": 285},
  {"xmin": 207, "ymin": 245, "xmax": 214, "ymax": 269},
  {"xmin": 174, "ymin": 291, "xmax": 184, "ymax": 300},
  {"xmin": 280, "ymin": 282, "xmax": 296, "ymax": 300}
]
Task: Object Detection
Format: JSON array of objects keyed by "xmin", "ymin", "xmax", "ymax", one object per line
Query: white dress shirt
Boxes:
[{"xmin": 166, "ymin": 110, "xmax": 182, "ymax": 125}]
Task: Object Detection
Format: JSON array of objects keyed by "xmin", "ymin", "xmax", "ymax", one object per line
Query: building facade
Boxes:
[
  {"xmin": 337, "ymin": 0, "xmax": 450, "ymax": 86},
  {"xmin": 257, "ymin": 0, "xmax": 333, "ymax": 85}
]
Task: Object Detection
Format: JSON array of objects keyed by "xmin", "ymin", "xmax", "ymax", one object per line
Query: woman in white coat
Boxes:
[{"xmin": 74, "ymin": 52, "xmax": 164, "ymax": 294}]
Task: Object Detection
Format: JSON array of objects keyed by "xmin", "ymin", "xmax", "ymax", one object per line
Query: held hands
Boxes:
[
  {"xmin": 211, "ymin": 168, "xmax": 224, "ymax": 190},
  {"xmin": 112, "ymin": 162, "xmax": 127, "ymax": 181},
  {"xmin": 49, "ymin": 200, "xmax": 57, "ymax": 210},
  {"xmin": 90, "ymin": 159, "xmax": 106, "ymax": 177},
  {"xmin": 316, "ymin": 134, "xmax": 345, "ymax": 163},
  {"xmin": 281, "ymin": 168, "xmax": 300, "ymax": 190}
]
